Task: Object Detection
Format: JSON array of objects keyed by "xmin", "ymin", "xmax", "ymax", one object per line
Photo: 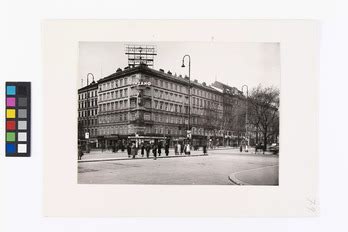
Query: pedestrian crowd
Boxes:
[{"xmin": 123, "ymin": 141, "xmax": 208, "ymax": 160}]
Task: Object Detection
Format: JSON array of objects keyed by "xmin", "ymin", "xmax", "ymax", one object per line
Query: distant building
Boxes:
[{"xmin": 211, "ymin": 81, "xmax": 247, "ymax": 146}]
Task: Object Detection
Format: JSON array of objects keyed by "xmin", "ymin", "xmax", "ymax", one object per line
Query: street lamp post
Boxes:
[
  {"xmin": 85, "ymin": 73, "xmax": 94, "ymax": 153},
  {"xmin": 241, "ymin": 85, "xmax": 249, "ymax": 151},
  {"xmin": 87, "ymin": 73, "xmax": 94, "ymax": 86},
  {"xmin": 181, "ymin": 55, "xmax": 191, "ymax": 144}
]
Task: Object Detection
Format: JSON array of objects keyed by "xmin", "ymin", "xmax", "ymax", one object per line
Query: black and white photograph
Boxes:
[{"xmin": 77, "ymin": 42, "xmax": 280, "ymax": 185}]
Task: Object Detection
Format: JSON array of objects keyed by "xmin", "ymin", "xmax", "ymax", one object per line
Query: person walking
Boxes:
[
  {"xmin": 179, "ymin": 142, "xmax": 183, "ymax": 155},
  {"xmin": 174, "ymin": 143, "xmax": 179, "ymax": 155},
  {"xmin": 203, "ymin": 143, "xmax": 207, "ymax": 155},
  {"xmin": 158, "ymin": 142, "xmax": 162, "ymax": 156},
  {"xmin": 152, "ymin": 143, "xmax": 158, "ymax": 160},
  {"xmin": 165, "ymin": 143, "xmax": 169, "ymax": 156},
  {"xmin": 141, "ymin": 143, "xmax": 145, "ymax": 157},
  {"xmin": 186, "ymin": 143, "xmax": 191, "ymax": 155},
  {"xmin": 131, "ymin": 143, "xmax": 136, "ymax": 159},
  {"xmin": 145, "ymin": 143, "xmax": 151, "ymax": 158},
  {"xmin": 78, "ymin": 146, "xmax": 84, "ymax": 160},
  {"xmin": 127, "ymin": 142, "xmax": 132, "ymax": 158}
]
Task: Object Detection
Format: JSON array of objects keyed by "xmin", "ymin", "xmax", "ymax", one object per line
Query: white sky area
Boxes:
[{"xmin": 79, "ymin": 42, "xmax": 280, "ymax": 91}]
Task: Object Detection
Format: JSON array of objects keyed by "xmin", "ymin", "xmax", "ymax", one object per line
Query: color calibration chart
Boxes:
[{"xmin": 5, "ymin": 82, "xmax": 31, "ymax": 157}]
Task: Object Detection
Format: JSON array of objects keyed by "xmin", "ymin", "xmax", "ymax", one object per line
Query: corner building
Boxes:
[
  {"xmin": 95, "ymin": 64, "xmax": 239, "ymax": 148},
  {"xmin": 78, "ymin": 64, "xmax": 248, "ymax": 149}
]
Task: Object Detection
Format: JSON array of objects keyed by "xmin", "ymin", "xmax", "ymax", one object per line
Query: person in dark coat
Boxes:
[
  {"xmin": 78, "ymin": 147, "xmax": 84, "ymax": 160},
  {"xmin": 203, "ymin": 143, "xmax": 207, "ymax": 155},
  {"xmin": 145, "ymin": 143, "xmax": 151, "ymax": 158},
  {"xmin": 152, "ymin": 143, "xmax": 158, "ymax": 160},
  {"xmin": 165, "ymin": 143, "xmax": 169, "ymax": 156},
  {"xmin": 131, "ymin": 143, "xmax": 137, "ymax": 159},
  {"xmin": 158, "ymin": 142, "xmax": 162, "ymax": 156},
  {"xmin": 127, "ymin": 143, "xmax": 132, "ymax": 158},
  {"xmin": 180, "ymin": 142, "xmax": 184, "ymax": 155},
  {"xmin": 141, "ymin": 143, "xmax": 145, "ymax": 157}
]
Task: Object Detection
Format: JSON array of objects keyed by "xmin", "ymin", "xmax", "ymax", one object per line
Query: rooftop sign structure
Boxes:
[{"xmin": 125, "ymin": 45, "xmax": 157, "ymax": 67}]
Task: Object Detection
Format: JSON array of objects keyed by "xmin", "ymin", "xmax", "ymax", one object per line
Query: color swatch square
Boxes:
[
  {"xmin": 18, "ymin": 97, "xmax": 27, "ymax": 107},
  {"xmin": 18, "ymin": 109, "xmax": 27, "ymax": 118},
  {"xmin": 18, "ymin": 132, "xmax": 27, "ymax": 142},
  {"xmin": 17, "ymin": 86, "xmax": 27, "ymax": 95},
  {"xmin": 7, "ymin": 97, "xmax": 16, "ymax": 107},
  {"xmin": 6, "ymin": 121, "xmax": 16, "ymax": 130},
  {"xmin": 6, "ymin": 86, "xmax": 16, "ymax": 95},
  {"xmin": 6, "ymin": 109, "xmax": 16, "ymax": 118},
  {"xmin": 18, "ymin": 144, "xmax": 27, "ymax": 153},
  {"xmin": 6, "ymin": 144, "xmax": 16, "ymax": 153},
  {"xmin": 18, "ymin": 121, "xmax": 27, "ymax": 130},
  {"xmin": 6, "ymin": 132, "xmax": 16, "ymax": 142}
]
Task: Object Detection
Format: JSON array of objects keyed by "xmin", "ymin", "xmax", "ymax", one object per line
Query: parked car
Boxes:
[
  {"xmin": 255, "ymin": 143, "xmax": 265, "ymax": 152},
  {"xmin": 268, "ymin": 143, "xmax": 279, "ymax": 154}
]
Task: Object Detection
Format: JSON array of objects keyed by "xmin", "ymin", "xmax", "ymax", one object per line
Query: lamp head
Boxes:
[{"xmin": 181, "ymin": 62, "xmax": 185, "ymax": 68}]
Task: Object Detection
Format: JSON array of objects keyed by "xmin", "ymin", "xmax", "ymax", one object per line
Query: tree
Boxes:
[{"xmin": 248, "ymin": 85, "xmax": 279, "ymax": 151}]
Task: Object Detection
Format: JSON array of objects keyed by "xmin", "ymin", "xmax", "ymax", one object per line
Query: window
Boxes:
[
  {"xmin": 144, "ymin": 113, "xmax": 151, "ymax": 121},
  {"xmin": 124, "ymin": 77, "xmax": 128, "ymax": 85},
  {"xmin": 120, "ymin": 79, "xmax": 123, "ymax": 86}
]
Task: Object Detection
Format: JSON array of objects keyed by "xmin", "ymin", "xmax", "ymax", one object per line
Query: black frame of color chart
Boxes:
[{"xmin": 5, "ymin": 82, "xmax": 31, "ymax": 157}]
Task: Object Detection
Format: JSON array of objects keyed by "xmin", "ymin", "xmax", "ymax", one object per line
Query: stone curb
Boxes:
[
  {"xmin": 79, "ymin": 154, "xmax": 209, "ymax": 163},
  {"xmin": 228, "ymin": 173, "xmax": 249, "ymax": 185},
  {"xmin": 228, "ymin": 165, "xmax": 279, "ymax": 185}
]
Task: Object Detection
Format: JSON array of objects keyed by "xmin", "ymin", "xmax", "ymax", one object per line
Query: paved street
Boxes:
[{"xmin": 78, "ymin": 148, "xmax": 279, "ymax": 185}]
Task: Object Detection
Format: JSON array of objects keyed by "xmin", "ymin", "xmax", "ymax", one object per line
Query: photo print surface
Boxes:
[{"xmin": 77, "ymin": 42, "xmax": 280, "ymax": 185}]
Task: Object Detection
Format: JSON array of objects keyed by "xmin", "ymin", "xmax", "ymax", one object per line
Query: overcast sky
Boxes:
[{"xmin": 79, "ymin": 42, "xmax": 280, "ymax": 91}]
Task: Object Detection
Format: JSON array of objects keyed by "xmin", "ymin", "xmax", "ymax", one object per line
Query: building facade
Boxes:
[
  {"xmin": 78, "ymin": 81, "xmax": 98, "ymax": 148},
  {"xmin": 78, "ymin": 64, "xmax": 248, "ymax": 149},
  {"xmin": 211, "ymin": 81, "xmax": 247, "ymax": 146}
]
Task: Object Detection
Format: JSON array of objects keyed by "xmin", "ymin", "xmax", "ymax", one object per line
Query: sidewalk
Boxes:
[
  {"xmin": 79, "ymin": 147, "xmax": 274, "ymax": 163},
  {"xmin": 79, "ymin": 149, "xmax": 207, "ymax": 163}
]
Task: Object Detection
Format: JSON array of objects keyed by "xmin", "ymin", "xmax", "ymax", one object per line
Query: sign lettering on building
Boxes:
[{"xmin": 132, "ymin": 81, "xmax": 152, "ymax": 86}]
